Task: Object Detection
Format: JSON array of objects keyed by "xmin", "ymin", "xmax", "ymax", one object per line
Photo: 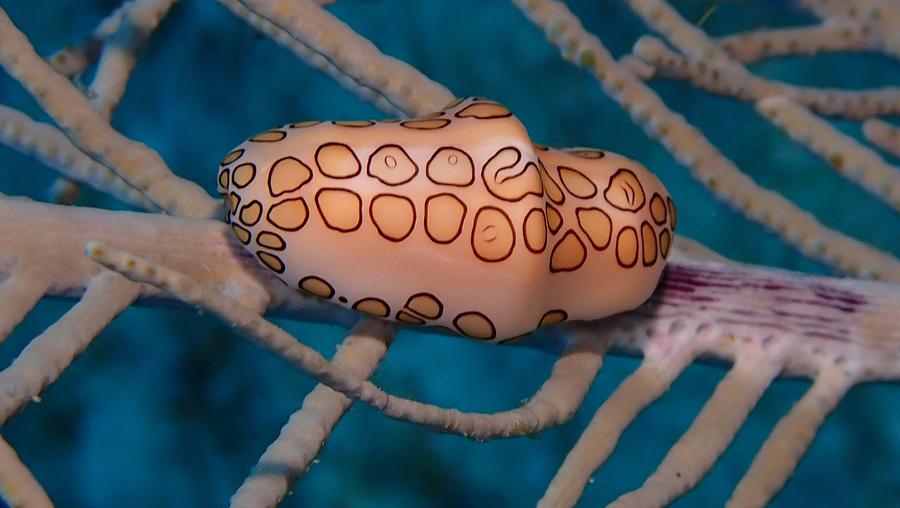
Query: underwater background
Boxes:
[{"xmin": 1, "ymin": 0, "xmax": 898, "ymax": 506}]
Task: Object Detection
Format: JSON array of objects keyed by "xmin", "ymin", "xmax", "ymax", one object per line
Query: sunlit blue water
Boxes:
[{"xmin": 1, "ymin": 1, "xmax": 898, "ymax": 507}]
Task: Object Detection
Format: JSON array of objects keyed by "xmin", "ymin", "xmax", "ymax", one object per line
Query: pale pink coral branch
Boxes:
[
  {"xmin": 0, "ymin": 7, "xmax": 217, "ymax": 218},
  {"xmin": 78, "ymin": 229, "xmax": 900, "ymax": 508},
  {"xmin": 624, "ymin": 0, "xmax": 900, "ymax": 119},
  {"xmin": 87, "ymin": 0, "xmax": 180, "ymax": 122},
  {"xmin": 757, "ymin": 95, "xmax": 900, "ymax": 212},
  {"xmin": 0, "ymin": 436, "xmax": 52, "ymax": 508},
  {"xmin": 539, "ymin": 347, "xmax": 696, "ymax": 508},
  {"xmin": 799, "ymin": 0, "xmax": 900, "ymax": 59},
  {"xmin": 46, "ymin": 2, "xmax": 128, "ymax": 77},
  {"xmin": 727, "ymin": 367, "xmax": 853, "ymax": 507},
  {"xmin": 85, "ymin": 240, "xmax": 606, "ymax": 441},
  {"xmin": 863, "ymin": 118, "xmax": 900, "ymax": 159},
  {"xmin": 610, "ymin": 347, "xmax": 782, "ymax": 507},
  {"xmin": 46, "ymin": 0, "xmax": 181, "ymax": 204},
  {"xmin": 717, "ymin": 20, "xmax": 879, "ymax": 63},
  {"xmin": 2, "ymin": 194, "xmax": 898, "ymax": 506},
  {"xmin": 216, "ymin": 0, "xmax": 454, "ymax": 117},
  {"xmin": 0, "ymin": 271, "xmax": 140, "ymax": 425},
  {"xmin": 5, "ymin": 198, "xmax": 896, "ymax": 380},
  {"xmin": 0, "ymin": 266, "xmax": 51, "ymax": 343},
  {"xmin": 623, "ymin": 20, "xmax": 878, "ymax": 79},
  {"xmin": 511, "ymin": 0, "xmax": 900, "ymax": 281},
  {"xmin": 229, "ymin": 320, "xmax": 395, "ymax": 508},
  {"xmin": 0, "ymin": 104, "xmax": 157, "ymax": 210}
]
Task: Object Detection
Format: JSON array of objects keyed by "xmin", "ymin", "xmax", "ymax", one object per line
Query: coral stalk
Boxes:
[
  {"xmin": 230, "ymin": 320, "xmax": 394, "ymax": 508},
  {"xmin": 757, "ymin": 96, "xmax": 900, "ymax": 212},
  {"xmin": 0, "ymin": 104, "xmax": 157, "ymax": 210},
  {"xmin": 717, "ymin": 21, "xmax": 877, "ymax": 63},
  {"xmin": 609, "ymin": 348, "xmax": 782, "ymax": 507},
  {"xmin": 217, "ymin": 0, "xmax": 453, "ymax": 117},
  {"xmin": 0, "ymin": 271, "xmax": 139, "ymax": 424},
  {"xmin": 726, "ymin": 368, "xmax": 853, "ymax": 507},
  {"xmin": 863, "ymin": 119, "xmax": 900, "ymax": 159},
  {"xmin": 632, "ymin": 35, "xmax": 900, "ymax": 119},
  {"xmin": 0, "ymin": 6, "xmax": 217, "ymax": 218},
  {"xmin": 538, "ymin": 349, "xmax": 695, "ymax": 508},
  {"xmin": 85, "ymin": 240, "xmax": 603, "ymax": 440},
  {"xmin": 512, "ymin": 0, "xmax": 900, "ymax": 281},
  {"xmin": 0, "ymin": 436, "xmax": 52, "ymax": 508}
]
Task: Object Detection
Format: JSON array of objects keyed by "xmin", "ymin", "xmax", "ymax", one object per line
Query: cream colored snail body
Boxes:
[{"xmin": 217, "ymin": 98, "xmax": 676, "ymax": 342}]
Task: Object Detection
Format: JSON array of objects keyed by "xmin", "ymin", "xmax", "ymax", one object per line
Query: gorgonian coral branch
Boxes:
[
  {"xmin": 632, "ymin": 34, "xmax": 900, "ymax": 119},
  {"xmin": 757, "ymin": 96, "xmax": 900, "ymax": 212},
  {"xmin": 87, "ymin": 0, "xmax": 180, "ymax": 121},
  {"xmin": 229, "ymin": 321, "xmax": 394, "ymax": 508},
  {"xmin": 45, "ymin": 0, "xmax": 180, "ymax": 204},
  {"xmin": 85, "ymin": 240, "xmax": 606, "ymax": 440},
  {"xmin": 0, "ymin": 271, "xmax": 140, "ymax": 424},
  {"xmin": 0, "ymin": 7, "xmax": 217, "ymax": 218},
  {"xmin": 45, "ymin": 0, "xmax": 144, "ymax": 77},
  {"xmin": 512, "ymin": 0, "xmax": 900, "ymax": 281},
  {"xmin": 539, "ymin": 347, "xmax": 696, "ymax": 508},
  {"xmin": 727, "ymin": 368, "xmax": 853, "ymax": 507},
  {"xmin": 716, "ymin": 20, "xmax": 879, "ymax": 63},
  {"xmin": 0, "ymin": 436, "xmax": 52, "ymax": 508},
  {"xmin": 610, "ymin": 348, "xmax": 782, "ymax": 506},
  {"xmin": 217, "ymin": 0, "xmax": 454, "ymax": 117},
  {"xmin": 863, "ymin": 118, "xmax": 900, "ymax": 159},
  {"xmin": 0, "ymin": 104, "xmax": 157, "ymax": 210},
  {"xmin": 799, "ymin": 0, "xmax": 900, "ymax": 59}
]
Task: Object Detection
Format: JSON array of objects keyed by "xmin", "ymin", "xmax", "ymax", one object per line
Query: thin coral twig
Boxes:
[
  {"xmin": 216, "ymin": 0, "xmax": 454, "ymax": 117},
  {"xmin": 863, "ymin": 119, "xmax": 900, "ymax": 159},
  {"xmin": 623, "ymin": 21, "xmax": 876, "ymax": 78},
  {"xmin": 230, "ymin": 320, "xmax": 394, "ymax": 508},
  {"xmin": 717, "ymin": 21, "xmax": 877, "ymax": 63},
  {"xmin": 46, "ymin": 0, "xmax": 181, "ymax": 203},
  {"xmin": 47, "ymin": 0, "xmax": 189, "ymax": 78},
  {"xmin": 47, "ymin": 0, "xmax": 134, "ymax": 77},
  {"xmin": 798, "ymin": 0, "xmax": 900, "ymax": 60},
  {"xmin": 0, "ymin": 6, "xmax": 217, "ymax": 218},
  {"xmin": 0, "ymin": 104, "xmax": 157, "ymax": 210},
  {"xmin": 88, "ymin": 0, "xmax": 180, "ymax": 120},
  {"xmin": 86, "ymin": 241, "xmax": 605, "ymax": 440},
  {"xmin": 757, "ymin": 96, "xmax": 900, "ymax": 212},
  {"xmin": 538, "ymin": 346, "xmax": 696, "ymax": 508},
  {"xmin": 726, "ymin": 367, "xmax": 853, "ymax": 507},
  {"xmin": 609, "ymin": 347, "xmax": 782, "ymax": 507},
  {"xmin": 0, "ymin": 271, "xmax": 140, "ymax": 424},
  {"xmin": 632, "ymin": 35, "xmax": 900, "ymax": 119},
  {"xmin": 0, "ymin": 267, "xmax": 52, "ymax": 343},
  {"xmin": 0, "ymin": 435, "xmax": 53, "ymax": 508},
  {"xmin": 511, "ymin": 0, "xmax": 900, "ymax": 281}
]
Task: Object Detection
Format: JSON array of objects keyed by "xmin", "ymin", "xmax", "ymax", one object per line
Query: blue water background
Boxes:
[{"xmin": 1, "ymin": 0, "xmax": 898, "ymax": 506}]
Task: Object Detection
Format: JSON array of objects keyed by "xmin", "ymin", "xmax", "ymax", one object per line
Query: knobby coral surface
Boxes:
[{"xmin": 0, "ymin": 1, "xmax": 898, "ymax": 507}]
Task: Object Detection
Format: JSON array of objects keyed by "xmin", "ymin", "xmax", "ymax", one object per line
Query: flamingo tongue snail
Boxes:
[{"xmin": 218, "ymin": 97, "xmax": 675, "ymax": 342}]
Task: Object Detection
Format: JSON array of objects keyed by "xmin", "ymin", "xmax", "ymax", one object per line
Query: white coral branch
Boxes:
[
  {"xmin": 863, "ymin": 118, "xmax": 900, "ymax": 159},
  {"xmin": 0, "ymin": 6, "xmax": 217, "ymax": 218},
  {"xmin": 0, "ymin": 435, "xmax": 52, "ymax": 508},
  {"xmin": 0, "ymin": 271, "xmax": 140, "ymax": 424},
  {"xmin": 0, "ymin": 104, "xmax": 157, "ymax": 210},
  {"xmin": 757, "ymin": 95, "xmax": 900, "ymax": 211},
  {"xmin": 632, "ymin": 34, "xmax": 900, "ymax": 119},
  {"xmin": 512, "ymin": 0, "xmax": 900, "ymax": 281},
  {"xmin": 217, "ymin": 0, "xmax": 454, "ymax": 117},
  {"xmin": 229, "ymin": 321, "xmax": 394, "ymax": 508},
  {"xmin": 85, "ymin": 239, "xmax": 606, "ymax": 440}
]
